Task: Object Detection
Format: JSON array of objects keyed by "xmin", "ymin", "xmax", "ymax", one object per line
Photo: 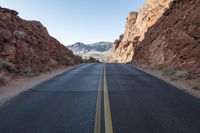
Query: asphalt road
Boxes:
[{"xmin": 0, "ymin": 63, "xmax": 200, "ymax": 133}]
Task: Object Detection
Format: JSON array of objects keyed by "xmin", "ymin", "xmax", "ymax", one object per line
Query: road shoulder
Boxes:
[
  {"xmin": 0, "ymin": 65, "xmax": 81, "ymax": 104},
  {"xmin": 128, "ymin": 64, "xmax": 200, "ymax": 99}
]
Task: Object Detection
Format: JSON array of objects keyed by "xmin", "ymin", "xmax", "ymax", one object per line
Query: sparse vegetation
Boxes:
[
  {"xmin": 21, "ymin": 67, "xmax": 32, "ymax": 77},
  {"xmin": 20, "ymin": 67, "xmax": 40, "ymax": 77},
  {"xmin": 56, "ymin": 52, "xmax": 71, "ymax": 66},
  {"xmin": 175, "ymin": 70, "xmax": 190, "ymax": 79},
  {"xmin": 154, "ymin": 64, "xmax": 163, "ymax": 70},
  {"xmin": 18, "ymin": 56, "xmax": 40, "ymax": 77},
  {"xmin": 13, "ymin": 30, "xmax": 25, "ymax": 39},
  {"xmin": 84, "ymin": 57, "xmax": 100, "ymax": 63},
  {"xmin": 154, "ymin": 64, "xmax": 190, "ymax": 80},
  {"xmin": 0, "ymin": 60, "xmax": 18, "ymax": 73},
  {"xmin": 162, "ymin": 66, "xmax": 177, "ymax": 75},
  {"xmin": 30, "ymin": 68, "xmax": 40, "ymax": 77}
]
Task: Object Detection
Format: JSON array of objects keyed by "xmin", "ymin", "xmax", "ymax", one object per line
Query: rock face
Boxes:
[
  {"xmin": 112, "ymin": 0, "xmax": 172, "ymax": 63},
  {"xmin": 133, "ymin": 0, "xmax": 200, "ymax": 77},
  {"xmin": 0, "ymin": 7, "xmax": 82, "ymax": 76}
]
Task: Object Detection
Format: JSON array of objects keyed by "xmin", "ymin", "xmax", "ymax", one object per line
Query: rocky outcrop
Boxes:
[
  {"xmin": 0, "ymin": 7, "xmax": 82, "ymax": 77},
  {"xmin": 112, "ymin": 0, "xmax": 172, "ymax": 63},
  {"xmin": 133, "ymin": 0, "xmax": 200, "ymax": 77}
]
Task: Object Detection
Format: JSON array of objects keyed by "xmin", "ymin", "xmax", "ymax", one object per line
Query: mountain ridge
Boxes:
[
  {"xmin": 67, "ymin": 41, "xmax": 112, "ymax": 60},
  {"xmin": 67, "ymin": 41, "xmax": 112, "ymax": 54}
]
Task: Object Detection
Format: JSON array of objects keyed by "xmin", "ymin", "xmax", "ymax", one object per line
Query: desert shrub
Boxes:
[
  {"xmin": 20, "ymin": 64, "xmax": 40, "ymax": 77},
  {"xmin": 162, "ymin": 66, "xmax": 177, "ymax": 75},
  {"xmin": 0, "ymin": 60, "xmax": 17, "ymax": 73},
  {"xmin": 22, "ymin": 67, "xmax": 32, "ymax": 76},
  {"xmin": 13, "ymin": 31, "xmax": 25, "ymax": 39},
  {"xmin": 19, "ymin": 56, "xmax": 40, "ymax": 77},
  {"xmin": 30, "ymin": 68, "xmax": 40, "ymax": 77},
  {"xmin": 154, "ymin": 64, "xmax": 164, "ymax": 70},
  {"xmin": 90, "ymin": 57, "xmax": 99, "ymax": 63},
  {"xmin": 175, "ymin": 70, "xmax": 189, "ymax": 79},
  {"xmin": 56, "ymin": 52, "xmax": 73, "ymax": 66}
]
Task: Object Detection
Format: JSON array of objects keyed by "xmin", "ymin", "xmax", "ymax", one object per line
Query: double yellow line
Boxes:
[{"xmin": 94, "ymin": 64, "xmax": 113, "ymax": 133}]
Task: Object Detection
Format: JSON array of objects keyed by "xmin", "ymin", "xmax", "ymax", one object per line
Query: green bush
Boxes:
[{"xmin": 87, "ymin": 57, "xmax": 99, "ymax": 63}]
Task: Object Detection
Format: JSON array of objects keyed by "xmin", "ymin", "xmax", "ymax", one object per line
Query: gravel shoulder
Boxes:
[
  {"xmin": 0, "ymin": 65, "xmax": 80, "ymax": 104},
  {"xmin": 129, "ymin": 64, "xmax": 200, "ymax": 99}
]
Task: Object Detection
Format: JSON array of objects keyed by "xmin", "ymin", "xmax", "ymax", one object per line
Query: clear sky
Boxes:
[{"xmin": 0, "ymin": 0, "xmax": 146, "ymax": 45}]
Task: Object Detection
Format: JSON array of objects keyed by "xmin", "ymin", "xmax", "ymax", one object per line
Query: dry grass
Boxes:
[{"xmin": 154, "ymin": 65, "xmax": 190, "ymax": 80}]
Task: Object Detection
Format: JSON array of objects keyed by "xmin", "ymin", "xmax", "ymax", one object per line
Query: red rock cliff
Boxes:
[
  {"xmin": 112, "ymin": 0, "xmax": 172, "ymax": 63},
  {"xmin": 133, "ymin": 0, "xmax": 200, "ymax": 77},
  {"xmin": 0, "ymin": 7, "xmax": 82, "ymax": 76}
]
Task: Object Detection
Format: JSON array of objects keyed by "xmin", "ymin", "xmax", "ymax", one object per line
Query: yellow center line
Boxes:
[
  {"xmin": 104, "ymin": 64, "xmax": 114, "ymax": 133},
  {"xmin": 94, "ymin": 66, "xmax": 103, "ymax": 133},
  {"xmin": 94, "ymin": 64, "xmax": 113, "ymax": 133}
]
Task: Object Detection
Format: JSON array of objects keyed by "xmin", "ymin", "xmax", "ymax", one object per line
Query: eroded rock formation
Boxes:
[
  {"xmin": 0, "ymin": 7, "xmax": 82, "ymax": 76},
  {"xmin": 133, "ymin": 0, "xmax": 200, "ymax": 77},
  {"xmin": 112, "ymin": 0, "xmax": 173, "ymax": 63}
]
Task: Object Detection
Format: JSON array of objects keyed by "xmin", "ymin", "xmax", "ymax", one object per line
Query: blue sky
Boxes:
[{"xmin": 0, "ymin": 0, "xmax": 146, "ymax": 45}]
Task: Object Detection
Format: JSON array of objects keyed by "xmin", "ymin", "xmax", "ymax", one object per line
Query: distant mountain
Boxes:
[
  {"xmin": 67, "ymin": 42, "xmax": 113, "ymax": 61},
  {"xmin": 67, "ymin": 41, "xmax": 112, "ymax": 54}
]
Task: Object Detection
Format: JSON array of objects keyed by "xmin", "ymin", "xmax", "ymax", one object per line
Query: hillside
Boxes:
[
  {"xmin": 0, "ymin": 7, "xmax": 82, "ymax": 84},
  {"xmin": 113, "ymin": 0, "xmax": 200, "ymax": 81},
  {"xmin": 133, "ymin": 0, "xmax": 200, "ymax": 78},
  {"xmin": 67, "ymin": 42, "xmax": 112, "ymax": 60},
  {"xmin": 112, "ymin": 0, "xmax": 172, "ymax": 63}
]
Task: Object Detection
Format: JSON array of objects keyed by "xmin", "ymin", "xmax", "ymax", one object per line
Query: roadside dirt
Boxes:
[
  {"xmin": 0, "ymin": 65, "xmax": 79, "ymax": 104},
  {"xmin": 130, "ymin": 64, "xmax": 200, "ymax": 99}
]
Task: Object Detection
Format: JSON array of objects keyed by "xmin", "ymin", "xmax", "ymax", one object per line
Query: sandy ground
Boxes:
[
  {"xmin": 0, "ymin": 65, "xmax": 79, "ymax": 104},
  {"xmin": 130, "ymin": 65, "xmax": 200, "ymax": 99}
]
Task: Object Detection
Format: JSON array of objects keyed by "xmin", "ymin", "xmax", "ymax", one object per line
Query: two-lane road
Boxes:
[{"xmin": 0, "ymin": 63, "xmax": 200, "ymax": 133}]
